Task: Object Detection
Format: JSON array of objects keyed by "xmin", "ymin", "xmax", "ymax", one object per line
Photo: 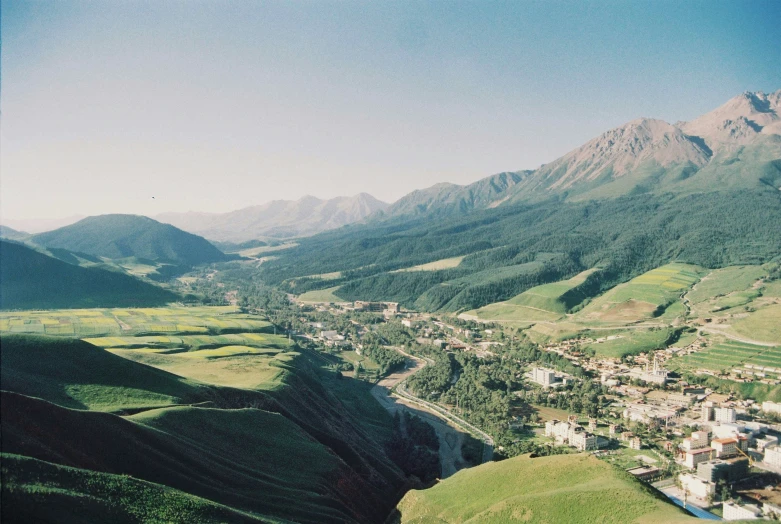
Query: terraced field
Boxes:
[
  {"xmin": 576, "ymin": 263, "xmax": 703, "ymax": 323},
  {"xmin": 0, "ymin": 306, "xmax": 272, "ymax": 337},
  {"xmin": 671, "ymin": 339, "xmax": 781, "ymax": 372}
]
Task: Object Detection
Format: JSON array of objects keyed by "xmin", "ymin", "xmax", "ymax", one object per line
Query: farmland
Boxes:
[
  {"xmin": 670, "ymin": 337, "xmax": 781, "ymax": 373},
  {"xmin": 576, "ymin": 263, "xmax": 703, "ymax": 323},
  {"xmin": 0, "ymin": 306, "xmax": 273, "ymax": 337}
]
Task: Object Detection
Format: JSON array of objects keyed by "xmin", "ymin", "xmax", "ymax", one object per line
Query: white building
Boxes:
[
  {"xmin": 714, "ymin": 407, "xmax": 737, "ymax": 424},
  {"xmin": 764, "ymin": 445, "xmax": 781, "ymax": 467},
  {"xmin": 756, "ymin": 434, "xmax": 779, "ymax": 451},
  {"xmin": 530, "ymin": 367, "xmax": 562, "ymax": 388},
  {"xmin": 684, "ymin": 448, "xmax": 714, "ymax": 469},
  {"xmin": 679, "ymin": 472, "xmax": 715, "ymax": 500},
  {"xmin": 712, "ymin": 438, "xmax": 738, "ymax": 459},
  {"xmin": 723, "ymin": 502, "xmax": 762, "ymax": 520},
  {"xmin": 681, "ymin": 431, "xmax": 710, "ymax": 452},
  {"xmin": 762, "ymin": 400, "xmax": 781, "ymax": 415}
]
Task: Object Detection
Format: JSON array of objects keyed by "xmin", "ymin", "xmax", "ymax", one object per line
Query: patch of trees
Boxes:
[{"xmin": 386, "ymin": 411, "xmax": 441, "ymax": 483}]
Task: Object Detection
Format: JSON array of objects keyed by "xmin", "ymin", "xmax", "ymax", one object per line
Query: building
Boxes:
[
  {"xmin": 588, "ymin": 418, "xmax": 597, "ymax": 432},
  {"xmin": 679, "ymin": 472, "xmax": 715, "ymax": 500},
  {"xmin": 764, "ymin": 445, "xmax": 781, "ymax": 467},
  {"xmin": 712, "ymin": 438, "xmax": 738, "ymax": 459},
  {"xmin": 681, "ymin": 430, "xmax": 710, "ymax": 452},
  {"xmin": 354, "ymin": 301, "xmax": 399, "ymax": 313},
  {"xmin": 756, "ymin": 434, "xmax": 779, "ymax": 451},
  {"xmin": 637, "ymin": 356, "xmax": 669, "ymax": 385},
  {"xmin": 609, "ymin": 424, "xmax": 619, "ymax": 435},
  {"xmin": 702, "ymin": 403, "xmax": 714, "ymax": 422},
  {"xmin": 401, "ymin": 319, "xmax": 413, "ymax": 328},
  {"xmin": 629, "ymin": 437, "xmax": 642, "ymax": 450},
  {"xmin": 697, "ymin": 458, "xmax": 749, "ymax": 483},
  {"xmin": 626, "ymin": 466, "xmax": 662, "ymax": 482},
  {"xmin": 714, "ymin": 407, "xmax": 737, "ymax": 424},
  {"xmin": 684, "ymin": 448, "xmax": 714, "ymax": 469},
  {"xmin": 570, "ymin": 430, "xmax": 598, "ymax": 451},
  {"xmin": 723, "ymin": 502, "xmax": 762, "ymax": 521},
  {"xmin": 762, "ymin": 400, "xmax": 781, "ymax": 415},
  {"xmin": 530, "ymin": 367, "xmax": 563, "ymax": 388}
]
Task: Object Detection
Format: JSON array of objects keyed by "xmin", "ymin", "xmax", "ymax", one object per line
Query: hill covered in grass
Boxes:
[
  {"xmin": 0, "ymin": 334, "xmax": 408, "ymax": 523},
  {"xmin": 1, "ymin": 453, "xmax": 272, "ymax": 524},
  {"xmin": 393, "ymin": 453, "xmax": 697, "ymax": 523},
  {"xmin": 32, "ymin": 214, "xmax": 229, "ymax": 265},
  {"xmin": 0, "ymin": 241, "xmax": 178, "ymax": 310}
]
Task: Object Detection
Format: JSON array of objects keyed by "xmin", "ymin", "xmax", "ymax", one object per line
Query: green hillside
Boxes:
[
  {"xmin": 32, "ymin": 214, "xmax": 229, "ymax": 265},
  {"xmin": 0, "ymin": 334, "xmax": 205, "ymax": 411},
  {"xmin": 262, "ymin": 190, "xmax": 781, "ymax": 312},
  {"xmin": 394, "ymin": 453, "xmax": 697, "ymax": 523},
  {"xmin": 1, "ymin": 453, "xmax": 273, "ymax": 524},
  {"xmin": 0, "ymin": 334, "xmax": 407, "ymax": 523},
  {"xmin": 0, "ymin": 241, "xmax": 178, "ymax": 310}
]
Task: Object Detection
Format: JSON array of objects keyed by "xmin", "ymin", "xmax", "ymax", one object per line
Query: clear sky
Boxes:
[{"xmin": 2, "ymin": 1, "xmax": 780, "ymax": 220}]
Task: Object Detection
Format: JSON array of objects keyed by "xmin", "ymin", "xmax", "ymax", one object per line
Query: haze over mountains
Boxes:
[{"xmin": 156, "ymin": 193, "xmax": 388, "ymax": 242}]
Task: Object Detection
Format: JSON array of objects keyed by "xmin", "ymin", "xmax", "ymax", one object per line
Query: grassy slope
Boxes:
[
  {"xmin": 1, "ymin": 334, "xmax": 407, "ymax": 523},
  {"xmin": 0, "ymin": 241, "xmax": 178, "ymax": 310},
  {"xmin": 0, "ymin": 334, "xmax": 204, "ymax": 411},
  {"xmin": 576, "ymin": 263, "xmax": 702, "ymax": 323},
  {"xmin": 0, "ymin": 453, "xmax": 276, "ymax": 524},
  {"xmin": 0, "ymin": 391, "xmax": 355, "ymax": 524},
  {"xmin": 394, "ymin": 454, "xmax": 696, "ymax": 524},
  {"xmin": 297, "ymin": 286, "xmax": 346, "ymax": 303}
]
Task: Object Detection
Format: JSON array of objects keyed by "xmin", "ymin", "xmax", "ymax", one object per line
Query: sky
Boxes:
[{"xmin": 2, "ymin": 1, "xmax": 780, "ymax": 222}]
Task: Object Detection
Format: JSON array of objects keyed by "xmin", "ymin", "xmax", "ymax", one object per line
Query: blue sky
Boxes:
[{"xmin": 2, "ymin": 1, "xmax": 780, "ymax": 219}]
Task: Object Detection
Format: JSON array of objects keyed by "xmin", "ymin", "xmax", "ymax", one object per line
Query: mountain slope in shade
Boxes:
[
  {"xmin": 32, "ymin": 214, "xmax": 228, "ymax": 265},
  {"xmin": 379, "ymin": 171, "xmax": 530, "ymax": 219},
  {"xmin": 0, "ymin": 241, "xmax": 178, "ymax": 309},
  {"xmin": 156, "ymin": 193, "xmax": 388, "ymax": 242},
  {"xmin": 0, "ymin": 226, "xmax": 29, "ymax": 241}
]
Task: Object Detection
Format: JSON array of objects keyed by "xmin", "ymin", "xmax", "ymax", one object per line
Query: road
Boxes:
[{"xmin": 370, "ymin": 347, "xmax": 494, "ymax": 478}]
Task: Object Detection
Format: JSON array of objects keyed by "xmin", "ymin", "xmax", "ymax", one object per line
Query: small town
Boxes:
[{"xmin": 289, "ymin": 297, "xmax": 781, "ymax": 521}]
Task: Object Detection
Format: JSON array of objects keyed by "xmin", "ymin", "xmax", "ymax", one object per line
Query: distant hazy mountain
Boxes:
[
  {"xmin": 0, "ymin": 226, "xmax": 29, "ymax": 241},
  {"xmin": 156, "ymin": 193, "xmax": 388, "ymax": 242},
  {"xmin": 1, "ymin": 215, "xmax": 85, "ymax": 234},
  {"xmin": 377, "ymin": 90, "xmax": 781, "ymax": 218},
  {"xmin": 32, "ymin": 215, "xmax": 229, "ymax": 265},
  {"xmin": 378, "ymin": 172, "xmax": 529, "ymax": 219},
  {"xmin": 0, "ymin": 240, "xmax": 177, "ymax": 309}
]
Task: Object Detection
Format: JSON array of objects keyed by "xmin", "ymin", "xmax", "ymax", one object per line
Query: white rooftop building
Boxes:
[{"xmin": 723, "ymin": 501, "xmax": 762, "ymax": 521}]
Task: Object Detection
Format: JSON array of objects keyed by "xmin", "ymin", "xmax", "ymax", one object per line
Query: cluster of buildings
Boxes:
[
  {"xmin": 352, "ymin": 301, "xmax": 399, "ymax": 317},
  {"xmin": 544, "ymin": 417, "xmax": 605, "ymax": 451}
]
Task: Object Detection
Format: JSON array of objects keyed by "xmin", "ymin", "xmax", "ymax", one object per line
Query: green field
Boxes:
[
  {"xmin": 732, "ymin": 304, "xmax": 781, "ymax": 345},
  {"xmin": 296, "ymin": 286, "xmax": 346, "ymax": 303},
  {"xmin": 0, "ymin": 306, "xmax": 272, "ymax": 337},
  {"xmin": 670, "ymin": 338, "xmax": 781, "ymax": 373},
  {"xmin": 577, "ymin": 263, "xmax": 703, "ymax": 323},
  {"xmin": 687, "ymin": 265, "xmax": 766, "ymax": 305},
  {"xmin": 584, "ymin": 328, "xmax": 676, "ymax": 358},
  {"xmin": 395, "ymin": 453, "xmax": 696, "ymax": 523}
]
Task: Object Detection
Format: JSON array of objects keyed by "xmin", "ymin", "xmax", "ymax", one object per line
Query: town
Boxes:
[{"xmin": 279, "ymin": 295, "xmax": 781, "ymax": 521}]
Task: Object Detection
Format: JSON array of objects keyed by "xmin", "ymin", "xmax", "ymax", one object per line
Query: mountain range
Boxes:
[
  {"xmin": 259, "ymin": 90, "xmax": 781, "ymax": 313},
  {"xmin": 155, "ymin": 193, "xmax": 388, "ymax": 242}
]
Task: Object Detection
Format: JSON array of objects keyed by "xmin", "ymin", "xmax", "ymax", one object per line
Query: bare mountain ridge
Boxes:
[
  {"xmin": 379, "ymin": 89, "xmax": 781, "ymax": 218},
  {"xmin": 156, "ymin": 193, "xmax": 388, "ymax": 242}
]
